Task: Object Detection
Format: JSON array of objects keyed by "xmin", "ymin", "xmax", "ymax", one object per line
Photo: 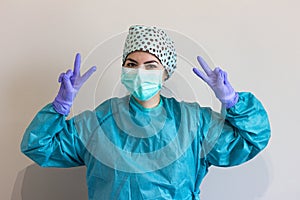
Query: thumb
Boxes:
[
  {"xmin": 61, "ymin": 70, "xmax": 74, "ymax": 91},
  {"xmin": 215, "ymin": 67, "xmax": 225, "ymax": 85},
  {"xmin": 223, "ymin": 71, "xmax": 230, "ymax": 85}
]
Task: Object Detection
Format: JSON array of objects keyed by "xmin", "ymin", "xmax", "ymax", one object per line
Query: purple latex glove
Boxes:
[
  {"xmin": 193, "ymin": 56, "xmax": 238, "ymax": 108},
  {"xmin": 52, "ymin": 53, "xmax": 97, "ymax": 115}
]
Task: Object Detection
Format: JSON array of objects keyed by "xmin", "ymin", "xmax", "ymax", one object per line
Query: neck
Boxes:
[{"xmin": 134, "ymin": 93, "xmax": 161, "ymax": 109}]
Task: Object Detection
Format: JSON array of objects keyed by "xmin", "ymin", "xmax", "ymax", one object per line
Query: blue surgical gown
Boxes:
[{"xmin": 21, "ymin": 92, "xmax": 271, "ymax": 200}]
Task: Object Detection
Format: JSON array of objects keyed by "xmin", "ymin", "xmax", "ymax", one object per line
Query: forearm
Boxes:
[
  {"xmin": 21, "ymin": 104, "xmax": 83, "ymax": 167},
  {"xmin": 226, "ymin": 92, "xmax": 271, "ymax": 150},
  {"xmin": 206, "ymin": 92, "xmax": 271, "ymax": 166}
]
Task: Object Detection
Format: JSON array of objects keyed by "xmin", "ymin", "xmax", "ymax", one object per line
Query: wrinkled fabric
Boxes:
[{"xmin": 21, "ymin": 92, "xmax": 270, "ymax": 200}]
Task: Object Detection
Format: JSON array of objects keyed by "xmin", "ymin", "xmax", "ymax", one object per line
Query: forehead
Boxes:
[{"xmin": 126, "ymin": 51, "xmax": 161, "ymax": 63}]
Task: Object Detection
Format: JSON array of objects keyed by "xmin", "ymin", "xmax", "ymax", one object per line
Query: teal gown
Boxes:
[{"xmin": 21, "ymin": 92, "xmax": 271, "ymax": 200}]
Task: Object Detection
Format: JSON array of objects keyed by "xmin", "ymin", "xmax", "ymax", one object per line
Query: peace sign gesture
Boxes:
[
  {"xmin": 193, "ymin": 56, "xmax": 238, "ymax": 108},
  {"xmin": 53, "ymin": 53, "xmax": 97, "ymax": 115}
]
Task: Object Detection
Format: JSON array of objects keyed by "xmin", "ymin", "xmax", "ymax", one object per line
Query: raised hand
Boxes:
[
  {"xmin": 192, "ymin": 56, "xmax": 238, "ymax": 108},
  {"xmin": 53, "ymin": 53, "xmax": 97, "ymax": 115}
]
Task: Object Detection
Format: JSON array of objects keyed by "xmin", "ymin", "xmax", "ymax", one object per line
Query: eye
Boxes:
[
  {"xmin": 125, "ymin": 62, "xmax": 136, "ymax": 68},
  {"xmin": 145, "ymin": 64, "xmax": 158, "ymax": 70}
]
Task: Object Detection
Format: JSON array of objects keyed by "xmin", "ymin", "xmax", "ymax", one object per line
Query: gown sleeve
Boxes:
[
  {"xmin": 200, "ymin": 92, "xmax": 271, "ymax": 167},
  {"xmin": 20, "ymin": 103, "xmax": 85, "ymax": 167}
]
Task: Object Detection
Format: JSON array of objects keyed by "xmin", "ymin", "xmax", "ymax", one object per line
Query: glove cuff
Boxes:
[
  {"xmin": 52, "ymin": 97, "xmax": 73, "ymax": 115},
  {"xmin": 223, "ymin": 92, "xmax": 239, "ymax": 109}
]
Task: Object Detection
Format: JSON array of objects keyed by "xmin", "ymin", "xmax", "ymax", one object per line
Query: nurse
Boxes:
[{"xmin": 21, "ymin": 25, "xmax": 271, "ymax": 199}]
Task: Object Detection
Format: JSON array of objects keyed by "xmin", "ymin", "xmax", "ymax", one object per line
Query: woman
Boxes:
[{"xmin": 21, "ymin": 25, "xmax": 271, "ymax": 199}]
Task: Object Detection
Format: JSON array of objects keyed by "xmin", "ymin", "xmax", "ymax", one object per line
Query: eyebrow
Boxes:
[{"xmin": 126, "ymin": 58, "xmax": 159, "ymax": 64}]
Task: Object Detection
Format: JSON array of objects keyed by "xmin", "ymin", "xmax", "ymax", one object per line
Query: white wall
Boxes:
[{"xmin": 1, "ymin": 0, "xmax": 299, "ymax": 199}]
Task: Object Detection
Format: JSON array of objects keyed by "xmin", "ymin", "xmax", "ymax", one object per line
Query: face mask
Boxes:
[{"xmin": 121, "ymin": 68, "xmax": 163, "ymax": 101}]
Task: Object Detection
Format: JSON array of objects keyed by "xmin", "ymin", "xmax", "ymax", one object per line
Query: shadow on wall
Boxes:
[
  {"xmin": 11, "ymin": 164, "xmax": 88, "ymax": 200},
  {"xmin": 200, "ymin": 155, "xmax": 271, "ymax": 200}
]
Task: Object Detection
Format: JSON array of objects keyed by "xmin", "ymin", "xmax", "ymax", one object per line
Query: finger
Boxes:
[
  {"xmin": 214, "ymin": 67, "xmax": 225, "ymax": 84},
  {"xmin": 73, "ymin": 53, "xmax": 81, "ymax": 77},
  {"xmin": 65, "ymin": 69, "xmax": 73, "ymax": 78},
  {"xmin": 61, "ymin": 73, "xmax": 73, "ymax": 91},
  {"xmin": 223, "ymin": 70, "xmax": 229, "ymax": 84},
  {"xmin": 192, "ymin": 67, "xmax": 210, "ymax": 83},
  {"xmin": 80, "ymin": 66, "xmax": 97, "ymax": 83},
  {"xmin": 59, "ymin": 69, "xmax": 72, "ymax": 82},
  {"xmin": 58, "ymin": 73, "xmax": 65, "ymax": 83},
  {"xmin": 197, "ymin": 56, "xmax": 212, "ymax": 75}
]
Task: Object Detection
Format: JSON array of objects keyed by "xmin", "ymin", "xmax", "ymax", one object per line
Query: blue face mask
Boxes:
[{"xmin": 121, "ymin": 68, "xmax": 163, "ymax": 101}]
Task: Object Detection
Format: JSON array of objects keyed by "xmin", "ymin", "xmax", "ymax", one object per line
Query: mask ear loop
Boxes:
[{"xmin": 163, "ymin": 69, "xmax": 168, "ymax": 82}]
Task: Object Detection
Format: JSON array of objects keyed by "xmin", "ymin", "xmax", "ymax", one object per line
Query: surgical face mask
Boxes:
[{"xmin": 121, "ymin": 67, "xmax": 163, "ymax": 101}]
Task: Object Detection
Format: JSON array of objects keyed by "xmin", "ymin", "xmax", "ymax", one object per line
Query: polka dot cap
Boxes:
[{"xmin": 122, "ymin": 25, "xmax": 177, "ymax": 79}]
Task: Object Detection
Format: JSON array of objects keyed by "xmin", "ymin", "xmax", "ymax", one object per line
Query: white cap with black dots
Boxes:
[{"xmin": 122, "ymin": 25, "xmax": 177, "ymax": 79}]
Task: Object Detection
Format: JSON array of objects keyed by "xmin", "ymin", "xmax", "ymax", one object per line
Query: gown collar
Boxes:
[{"xmin": 129, "ymin": 95, "xmax": 163, "ymax": 113}]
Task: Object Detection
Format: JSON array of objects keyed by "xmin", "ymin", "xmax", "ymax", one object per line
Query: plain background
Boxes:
[{"xmin": 1, "ymin": 0, "xmax": 299, "ymax": 199}]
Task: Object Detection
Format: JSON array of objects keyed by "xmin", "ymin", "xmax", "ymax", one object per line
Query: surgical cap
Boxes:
[{"xmin": 122, "ymin": 25, "xmax": 177, "ymax": 79}]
